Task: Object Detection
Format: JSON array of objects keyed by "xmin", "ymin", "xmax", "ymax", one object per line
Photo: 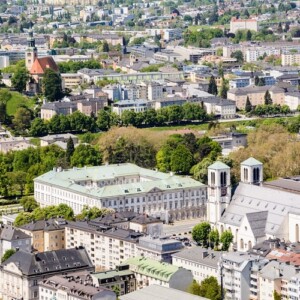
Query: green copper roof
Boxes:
[
  {"xmin": 241, "ymin": 157, "xmax": 263, "ymax": 166},
  {"xmin": 123, "ymin": 257, "xmax": 180, "ymax": 282},
  {"xmin": 208, "ymin": 161, "xmax": 230, "ymax": 170},
  {"xmin": 92, "ymin": 269, "xmax": 134, "ymax": 280},
  {"xmin": 34, "ymin": 163, "xmax": 205, "ymax": 199}
]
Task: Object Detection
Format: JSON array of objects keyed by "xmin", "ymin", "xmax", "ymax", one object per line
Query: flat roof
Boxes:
[{"xmin": 119, "ymin": 285, "xmax": 208, "ymax": 300}]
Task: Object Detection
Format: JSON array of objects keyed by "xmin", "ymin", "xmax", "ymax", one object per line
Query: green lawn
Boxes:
[{"xmin": 5, "ymin": 90, "xmax": 35, "ymax": 116}]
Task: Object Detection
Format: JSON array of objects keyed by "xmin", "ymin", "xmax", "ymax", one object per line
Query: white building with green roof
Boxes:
[
  {"xmin": 122, "ymin": 256, "xmax": 193, "ymax": 291},
  {"xmin": 34, "ymin": 163, "xmax": 207, "ymax": 221}
]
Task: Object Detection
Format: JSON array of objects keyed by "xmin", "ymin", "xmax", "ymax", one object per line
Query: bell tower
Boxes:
[
  {"xmin": 207, "ymin": 161, "xmax": 231, "ymax": 225},
  {"xmin": 26, "ymin": 29, "xmax": 38, "ymax": 72},
  {"xmin": 240, "ymin": 157, "xmax": 263, "ymax": 185}
]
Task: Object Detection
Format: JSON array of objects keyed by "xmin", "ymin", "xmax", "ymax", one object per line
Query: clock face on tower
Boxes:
[{"xmin": 221, "ymin": 187, "xmax": 227, "ymax": 197}]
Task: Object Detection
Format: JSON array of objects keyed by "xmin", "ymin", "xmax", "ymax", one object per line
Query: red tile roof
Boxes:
[{"xmin": 30, "ymin": 56, "xmax": 59, "ymax": 75}]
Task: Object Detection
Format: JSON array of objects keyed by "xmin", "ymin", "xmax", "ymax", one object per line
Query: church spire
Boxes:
[{"xmin": 26, "ymin": 26, "xmax": 38, "ymax": 72}]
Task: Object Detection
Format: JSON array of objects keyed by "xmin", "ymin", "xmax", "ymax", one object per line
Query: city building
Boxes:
[
  {"xmin": 208, "ymin": 157, "xmax": 300, "ymax": 252},
  {"xmin": 39, "ymin": 272, "xmax": 116, "ymax": 300},
  {"xmin": 282, "ymin": 51, "xmax": 300, "ymax": 66},
  {"xmin": 123, "ymin": 256, "xmax": 193, "ymax": 290},
  {"xmin": 172, "ymin": 247, "xmax": 221, "ymax": 283},
  {"xmin": 40, "ymin": 133, "xmax": 79, "ymax": 148},
  {"xmin": 0, "ymin": 137, "xmax": 33, "ymax": 153},
  {"xmin": 136, "ymin": 236, "xmax": 183, "ymax": 263},
  {"xmin": 19, "ymin": 218, "xmax": 67, "ymax": 252},
  {"xmin": 112, "ymin": 99, "xmax": 149, "ymax": 115},
  {"xmin": 201, "ymin": 97, "xmax": 237, "ymax": 119},
  {"xmin": 34, "ymin": 163, "xmax": 207, "ymax": 222},
  {"xmin": 0, "ymin": 225, "xmax": 32, "ymax": 257},
  {"xmin": 230, "ymin": 17, "xmax": 258, "ymax": 33},
  {"xmin": 0, "ymin": 247, "xmax": 94, "ymax": 300},
  {"xmin": 61, "ymin": 73, "xmax": 83, "ymax": 89},
  {"xmin": 91, "ymin": 265, "xmax": 136, "ymax": 296},
  {"xmin": 65, "ymin": 220, "xmax": 143, "ymax": 271},
  {"xmin": 0, "ymin": 56, "xmax": 9, "ymax": 68},
  {"xmin": 119, "ymin": 284, "xmax": 209, "ymax": 300},
  {"xmin": 284, "ymin": 92, "xmax": 300, "ymax": 110},
  {"xmin": 227, "ymin": 85, "xmax": 285, "ymax": 109}
]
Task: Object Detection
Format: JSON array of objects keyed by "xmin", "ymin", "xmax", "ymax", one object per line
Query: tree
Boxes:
[
  {"xmin": 76, "ymin": 205, "xmax": 113, "ymax": 220},
  {"xmin": 273, "ymin": 290, "xmax": 281, "ymax": 300},
  {"xmin": 7, "ymin": 171, "xmax": 27, "ymax": 196},
  {"xmin": 66, "ymin": 136, "xmax": 75, "ymax": 163},
  {"xmin": 231, "ymin": 50, "xmax": 244, "ymax": 64},
  {"xmin": 258, "ymin": 77, "xmax": 265, "ymax": 86},
  {"xmin": 246, "ymin": 29, "xmax": 252, "ymax": 41},
  {"xmin": 14, "ymin": 212, "xmax": 34, "ymax": 227},
  {"xmin": 192, "ymin": 222, "xmax": 211, "ymax": 246},
  {"xmin": 102, "ymin": 41, "xmax": 110, "ymax": 52},
  {"xmin": 188, "ymin": 276, "xmax": 222, "ymax": 300},
  {"xmin": 220, "ymin": 230, "xmax": 233, "ymax": 251},
  {"xmin": 245, "ymin": 96, "xmax": 252, "ymax": 113},
  {"xmin": 11, "ymin": 67, "xmax": 29, "ymax": 92},
  {"xmin": 97, "ymin": 109, "xmax": 112, "ymax": 131},
  {"xmin": 13, "ymin": 107, "xmax": 32, "ymax": 132},
  {"xmin": 208, "ymin": 75, "xmax": 218, "ymax": 96},
  {"xmin": 219, "ymin": 79, "xmax": 228, "ymax": 99},
  {"xmin": 170, "ymin": 144, "xmax": 194, "ymax": 174},
  {"xmin": 29, "ymin": 118, "xmax": 48, "ymax": 137},
  {"xmin": 71, "ymin": 144, "xmax": 102, "ymax": 167},
  {"xmin": 42, "ymin": 69, "xmax": 63, "ymax": 102},
  {"xmin": 277, "ymin": 22, "xmax": 283, "ymax": 34},
  {"xmin": 20, "ymin": 196, "xmax": 39, "ymax": 212},
  {"xmin": 264, "ymin": 90, "xmax": 272, "ymax": 105},
  {"xmin": 1, "ymin": 249, "xmax": 16, "ymax": 263},
  {"xmin": 208, "ymin": 228, "xmax": 219, "ymax": 249}
]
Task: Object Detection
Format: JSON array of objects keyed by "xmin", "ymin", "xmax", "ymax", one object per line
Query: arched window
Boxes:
[
  {"xmin": 253, "ymin": 167, "xmax": 260, "ymax": 183},
  {"xmin": 240, "ymin": 238, "xmax": 244, "ymax": 250},
  {"xmin": 220, "ymin": 172, "xmax": 227, "ymax": 187},
  {"xmin": 296, "ymin": 224, "xmax": 299, "ymax": 242},
  {"xmin": 248, "ymin": 240, "xmax": 252, "ymax": 250},
  {"xmin": 244, "ymin": 168, "xmax": 248, "ymax": 181},
  {"xmin": 211, "ymin": 172, "xmax": 215, "ymax": 186}
]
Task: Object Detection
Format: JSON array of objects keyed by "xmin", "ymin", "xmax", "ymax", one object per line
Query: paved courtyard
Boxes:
[{"xmin": 163, "ymin": 218, "xmax": 202, "ymax": 237}]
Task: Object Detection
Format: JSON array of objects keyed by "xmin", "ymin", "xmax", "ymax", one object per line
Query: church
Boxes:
[
  {"xmin": 207, "ymin": 158, "xmax": 300, "ymax": 251},
  {"xmin": 26, "ymin": 30, "xmax": 59, "ymax": 93}
]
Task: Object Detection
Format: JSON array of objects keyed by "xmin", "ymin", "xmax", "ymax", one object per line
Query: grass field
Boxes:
[{"xmin": 5, "ymin": 90, "xmax": 35, "ymax": 116}]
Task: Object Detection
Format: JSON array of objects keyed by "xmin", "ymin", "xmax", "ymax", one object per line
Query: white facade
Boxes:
[
  {"xmin": 34, "ymin": 164, "xmax": 207, "ymax": 221},
  {"xmin": 285, "ymin": 93, "xmax": 300, "ymax": 110},
  {"xmin": 0, "ymin": 56, "xmax": 9, "ymax": 68},
  {"xmin": 282, "ymin": 52, "xmax": 300, "ymax": 66},
  {"xmin": 112, "ymin": 99, "xmax": 149, "ymax": 115},
  {"xmin": 230, "ymin": 18, "xmax": 258, "ymax": 33}
]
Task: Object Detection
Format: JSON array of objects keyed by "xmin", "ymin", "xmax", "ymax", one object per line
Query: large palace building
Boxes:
[{"xmin": 34, "ymin": 163, "xmax": 207, "ymax": 222}]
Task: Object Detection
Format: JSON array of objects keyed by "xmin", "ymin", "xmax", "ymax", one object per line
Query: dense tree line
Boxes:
[
  {"xmin": 58, "ymin": 59, "xmax": 102, "ymax": 73},
  {"xmin": 0, "ymin": 143, "xmax": 101, "ymax": 197},
  {"xmin": 30, "ymin": 104, "xmax": 209, "ymax": 137}
]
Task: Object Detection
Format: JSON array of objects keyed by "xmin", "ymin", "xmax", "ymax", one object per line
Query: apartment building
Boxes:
[
  {"xmin": 0, "ymin": 225, "xmax": 31, "ymax": 257},
  {"xmin": 34, "ymin": 163, "xmax": 207, "ymax": 222},
  {"xmin": 112, "ymin": 99, "xmax": 149, "ymax": 115},
  {"xmin": 172, "ymin": 247, "xmax": 221, "ymax": 284},
  {"xmin": 0, "ymin": 247, "xmax": 94, "ymax": 300},
  {"xmin": 230, "ymin": 18, "xmax": 258, "ymax": 33},
  {"xmin": 19, "ymin": 219, "xmax": 66, "ymax": 252},
  {"xmin": 61, "ymin": 73, "xmax": 83, "ymax": 89},
  {"xmin": 0, "ymin": 137, "xmax": 33, "ymax": 153},
  {"xmin": 227, "ymin": 85, "xmax": 285, "ymax": 109},
  {"xmin": 282, "ymin": 51, "xmax": 300, "ymax": 66},
  {"xmin": 39, "ymin": 272, "xmax": 116, "ymax": 300},
  {"xmin": 123, "ymin": 256, "xmax": 193, "ymax": 291},
  {"xmin": 65, "ymin": 220, "xmax": 143, "ymax": 271},
  {"xmin": 92, "ymin": 265, "xmax": 136, "ymax": 296},
  {"xmin": 136, "ymin": 236, "xmax": 183, "ymax": 263}
]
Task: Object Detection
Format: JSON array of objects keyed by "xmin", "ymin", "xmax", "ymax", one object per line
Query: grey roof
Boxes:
[
  {"xmin": 245, "ymin": 211, "xmax": 268, "ymax": 238},
  {"xmin": 208, "ymin": 161, "xmax": 230, "ymax": 170},
  {"xmin": 172, "ymin": 247, "xmax": 221, "ymax": 268},
  {"xmin": 241, "ymin": 157, "xmax": 263, "ymax": 166},
  {"xmin": 20, "ymin": 219, "xmax": 67, "ymax": 232},
  {"xmin": 263, "ymin": 177, "xmax": 300, "ymax": 194},
  {"xmin": 0, "ymin": 225, "xmax": 31, "ymax": 241},
  {"xmin": 66, "ymin": 220, "xmax": 143, "ymax": 243},
  {"xmin": 228, "ymin": 85, "xmax": 284, "ymax": 95},
  {"xmin": 220, "ymin": 182, "xmax": 300, "ymax": 236},
  {"xmin": 1, "ymin": 247, "xmax": 93, "ymax": 276},
  {"xmin": 259, "ymin": 260, "xmax": 297, "ymax": 280},
  {"xmin": 119, "ymin": 284, "xmax": 208, "ymax": 300}
]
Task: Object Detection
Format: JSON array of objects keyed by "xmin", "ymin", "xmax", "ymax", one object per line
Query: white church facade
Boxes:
[{"xmin": 207, "ymin": 157, "xmax": 300, "ymax": 252}]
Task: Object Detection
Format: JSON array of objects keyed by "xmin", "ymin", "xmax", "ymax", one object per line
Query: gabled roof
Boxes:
[
  {"xmin": 1, "ymin": 247, "xmax": 93, "ymax": 276},
  {"xmin": 245, "ymin": 211, "xmax": 268, "ymax": 238},
  {"xmin": 0, "ymin": 225, "xmax": 31, "ymax": 241},
  {"xmin": 30, "ymin": 56, "xmax": 59, "ymax": 75},
  {"xmin": 241, "ymin": 157, "xmax": 263, "ymax": 167}
]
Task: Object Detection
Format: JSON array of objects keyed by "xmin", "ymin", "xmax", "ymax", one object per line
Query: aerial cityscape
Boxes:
[{"xmin": 0, "ymin": 0, "xmax": 300, "ymax": 299}]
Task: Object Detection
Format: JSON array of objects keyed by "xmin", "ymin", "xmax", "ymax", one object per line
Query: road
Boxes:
[{"xmin": 163, "ymin": 218, "xmax": 201, "ymax": 237}]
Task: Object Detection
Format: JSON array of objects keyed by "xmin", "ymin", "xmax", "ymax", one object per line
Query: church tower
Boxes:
[
  {"xmin": 26, "ymin": 29, "xmax": 38, "ymax": 72},
  {"xmin": 240, "ymin": 157, "xmax": 263, "ymax": 185},
  {"xmin": 207, "ymin": 161, "xmax": 231, "ymax": 225}
]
